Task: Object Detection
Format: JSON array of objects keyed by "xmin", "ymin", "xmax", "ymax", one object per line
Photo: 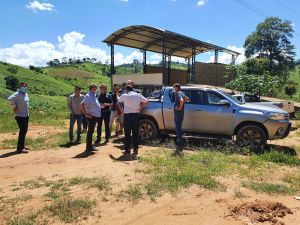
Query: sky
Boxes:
[{"xmin": 0, "ymin": 0, "xmax": 299, "ymax": 67}]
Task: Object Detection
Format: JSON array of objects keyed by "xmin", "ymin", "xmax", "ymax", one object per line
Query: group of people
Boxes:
[{"xmin": 7, "ymin": 80, "xmax": 186, "ymax": 158}]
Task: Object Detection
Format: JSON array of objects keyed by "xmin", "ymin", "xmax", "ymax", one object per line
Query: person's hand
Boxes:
[
  {"xmin": 175, "ymin": 106, "xmax": 181, "ymax": 111},
  {"xmin": 13, "ymin": 107, "xmax": 19, "ymax": 113},
  {"xmin": 86, "ymin": 113, "xmax": 92, "ymax": 119}
]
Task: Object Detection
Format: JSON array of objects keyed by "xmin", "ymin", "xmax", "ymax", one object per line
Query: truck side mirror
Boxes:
[{"xmin": 219, "ymin": 100, "xmax": 230, "ymax": 107}]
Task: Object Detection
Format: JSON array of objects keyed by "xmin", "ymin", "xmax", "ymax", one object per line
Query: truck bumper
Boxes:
[{"xmin": 263, "ymin": 120, "xmax": 291, "ymax": 140}]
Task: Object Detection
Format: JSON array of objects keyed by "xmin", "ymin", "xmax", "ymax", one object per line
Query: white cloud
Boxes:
[
  {"xmin": 120, "ymin": 0, "xmax": 128, "ymax": 2},
  {"xmin": 149, "ymin": 53, "xmax": 186, "ymax": 64},
  {"xmin": 197, "ymin": 0, "xmax": 206, "ymax": 6},
  {"xmin": 0, "ymin": 31, "xmax": 110, "ymax": 67},
  {"xmin": 26, "ymin": 1, "xmax": 55, "ymax": 12},
  {"xmin": 208, "ymin": 46, "xmax": 245, "ymax": 64}
]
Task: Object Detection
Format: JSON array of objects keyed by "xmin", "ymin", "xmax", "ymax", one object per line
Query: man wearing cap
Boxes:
[
  {"xmin": 8, "ymin": 82, "xmax": 30, "ymax": 154},
  {"xmin": 95, "ymin": 84, "xmax": 112, "ymax": 145},
  {"xmin": 67, "ymin": 86, "xmax": 84, "ymax": 144},
  {"xmin": 80, "ymin": 84, "xmax": 101, "ymax": 152},
  {"xmin": 118, "ymin": 85, "xmax": 148, "ymax": 159}
]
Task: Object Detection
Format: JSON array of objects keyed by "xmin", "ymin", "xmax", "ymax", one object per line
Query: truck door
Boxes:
[
  {"xmin": 162, "ymin": 89, "xmax": 194, "ymax": 132},
  {"xmin": 192, "ymin": 91, "xmax": 234, "ymax": 135}
]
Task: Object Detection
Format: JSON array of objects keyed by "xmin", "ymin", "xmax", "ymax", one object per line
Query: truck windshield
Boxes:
[{"xmin": 219, "ymin": 90, "xmax": 244, "ymax": 105}]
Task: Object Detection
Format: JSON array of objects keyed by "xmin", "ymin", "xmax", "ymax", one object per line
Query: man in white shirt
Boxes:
[{"xmin": 118, "ymin": 85, "xmax": 148, "ymax": 159}]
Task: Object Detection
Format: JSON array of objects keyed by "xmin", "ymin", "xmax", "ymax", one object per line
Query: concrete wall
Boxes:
[
  {"xmin": 112, "ymin": 73, "xmax": 163, "ymax": 86},
  {"xmin": 145, "ymin": 65, "xmax": 188, "ymax": 85}
]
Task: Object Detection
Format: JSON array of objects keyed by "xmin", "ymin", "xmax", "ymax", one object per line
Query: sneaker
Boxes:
[
  {"xmin": 93, "ymin": 140, "xmax": 101, "ymax": 146},
  {"xmin": 16, "ymin": 149, "xmax": 29, "ymax": 154},
  {"xmin": 131, "ymin": 153, "xmax": 139, "ymax": 160},
  {"xmin": 86, "ymin": 146, "xmax": 97, "ymax": 152}
]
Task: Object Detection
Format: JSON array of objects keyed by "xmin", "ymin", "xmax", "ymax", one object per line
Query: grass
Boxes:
[
  {"xmin": 45, "ymin": 198, "xmax": 96, "ymax": 223},
  {"xmin": 118, "ymin": 184, "xmax": 144, "ymax": 204},
  {"xmin": 242, "ymin": 182, "xmax": 293, "ymax": 195},
  {"xmin": 1, "ymin": 132, "xmax": 70, "ymax": 150},
  {"xmin": 8, "ymin": 212, "xmax": 41, "ymax": 225},
  {"xmin": 255, "ymin": 150, "xmax": 300, "ymax": 166}
]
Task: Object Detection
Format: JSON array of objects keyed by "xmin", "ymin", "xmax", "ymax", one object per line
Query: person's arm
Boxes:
[
  {"xmin": 67, "ymin": 96, "xmax": 73, "ymax": 113},
  {"xmin": 80, "ymin": 102, "xmax": 92, "ymax": 119},
  {"xmin": 175, "ymin": 98, "xmax": 184, "ymax": 111},
  {"xmin": 7, "ymin": 93, "xmax": 19, "ymax": 114},
  {"xmin": 139, "ymin": 94, "xmax": 149, "ymax": 111}
]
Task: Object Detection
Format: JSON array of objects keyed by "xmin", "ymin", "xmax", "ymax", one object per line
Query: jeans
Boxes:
[
  {"xmin": 86, "ymin": 117, "xmax": 99, "ymax": 150},
  {"xmin": 15, "ymin": 116, "xmax": 29, "ymax": 151},
  {"xmin": 174, "ymin": 110, "xmax": 184, "ymax": 150},
  {"xmin": 82, "ymin": 114, "xmax": 88, "ymax": 130},
  {"xmin": 69, "ymin": 114, "xmax": 83, "ymax": 141},
  {"xmin": 97, "ymin": 111, "xmax": 111, "ymax": 141},
  {"xmin": 124, "ymin": 113, "xmax": 140, "ymax": 154}
]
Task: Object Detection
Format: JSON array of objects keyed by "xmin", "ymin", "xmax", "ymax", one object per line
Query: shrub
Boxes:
[{"xmin": 4, "ymin": 75, "xmax": 19, "ymax": 91}]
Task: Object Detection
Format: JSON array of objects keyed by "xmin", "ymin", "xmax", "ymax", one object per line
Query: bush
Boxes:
[
  {"xmin": 284, "ymin": 80, "xmax": 297, "ymax": 98},
  {"xmin": 4, "ymin": 75, "xmax": 19, "ymax": 91}
]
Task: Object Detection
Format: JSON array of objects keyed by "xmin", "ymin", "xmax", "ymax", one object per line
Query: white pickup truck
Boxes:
[{"xmin": 233, "ymin": 93, "xmax": 295, "ymax": 117}]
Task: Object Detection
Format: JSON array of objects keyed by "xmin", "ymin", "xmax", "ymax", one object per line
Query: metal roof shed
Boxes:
[{"xmin": 103, "ymin": 25, "xmax": 240, "ymax": 86}]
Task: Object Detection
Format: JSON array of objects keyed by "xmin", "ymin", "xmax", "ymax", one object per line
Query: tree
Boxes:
[
  {"xmin": 284, "ymin": 80, "xmax": 297, "ymax": 98},
  {"xmin": 5, "ymin": 76, "xmax": 19, "ymax": 91},
  {"xmin": 29, "ymin": 65, "xmax": 35, "ymax": 70},
  {"xmin": 244, "ymin": 17, "xmax": 295, "ymax": 77}
]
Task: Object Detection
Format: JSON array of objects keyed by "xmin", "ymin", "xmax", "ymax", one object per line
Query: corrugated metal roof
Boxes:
[{"xmin": 103, "ymin": 25, "xmax": 240, "ymax": 58}]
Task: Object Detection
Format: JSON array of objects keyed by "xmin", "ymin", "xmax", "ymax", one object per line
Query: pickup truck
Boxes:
[
  {"xmin": 139, "ymin": 86, "xmax": 291, "ymax": 147},
  {"xmin": 233, "ymin": 93, "xmax": 295, "ymax": 117}
]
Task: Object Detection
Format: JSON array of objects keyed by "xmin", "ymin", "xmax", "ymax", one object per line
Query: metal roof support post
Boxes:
[
  {"xmin": 187, "ymin": 58, "xmax": 191, "ymax": 83},
  {"xmin": 162, "ymin": 36, "xmax": 167, "ymax": 85},
  {"xmin": 167, "ymin": 55, "xmax": 171, "ymax": 85},
  {"xmin": 110, "ymin": 44, "xmax": 115, "ymax": 89},
  {"xmin": 143, "ymin": 51, "xmax": 147, "ymax": 74},
  {"xmin": 189, "ymin": 48, "xmax": 196, "ymax": 84},
  {"xmin": 214, "ymin": 50, "xmax": 218, "ymax": 64},
  {"xmin": 231, "ymin": 54, "xmax": 236, "ymax": 65}
]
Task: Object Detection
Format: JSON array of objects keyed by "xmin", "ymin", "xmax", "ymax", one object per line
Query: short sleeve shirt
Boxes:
[
  {"xmin": 118, "ymin": 91, "xmax": 148, "ymax": 114},
  {"xmin": 97, "ymin": 93, "xmax": 112, "ymax": 112},
  {"xmin": 82, "ymin": 91, "xmax": 101, "ymax": 117},
  {"xmin": 174, "ymin": 91, "xmax": 184, "ymax": 111},
  {"xmin": 8, "ymin": 91, "xmax": 29, "ymax": 117}
]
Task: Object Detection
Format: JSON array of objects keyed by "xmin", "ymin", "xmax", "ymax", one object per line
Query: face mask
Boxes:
[{"xmin": 20, "ymin": 87, "xmax": 28, "ymax": 93}]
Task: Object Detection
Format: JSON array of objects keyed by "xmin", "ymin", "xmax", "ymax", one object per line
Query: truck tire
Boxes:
[
  {"xmin": 139, "ymin": 119, "xmax": 158, "ymax": 142},
  {"xmin": 236, "ymin": 124, "xmax": 267, "ymax": 149}
]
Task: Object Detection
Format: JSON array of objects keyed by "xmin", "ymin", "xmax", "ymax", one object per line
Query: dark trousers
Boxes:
[
  {"xmin": 124, "ymin": 113, "xmax": 140, "ymax": 154},
  {"xmin": 96, "ymin": 111, "xmax": 111, "ymax": 141},
  {"xmin": 174, "ymin": 110, "xmax": 184, "ymax": 150},
  {"xmin": 69, "ymin": 114, "xmax": 83, "ymax": 141},
  {"xmin": 86, "ymin": 117, "xmax": 99, "ymax": 150},
  {"xmin": 82, "ymin": 114, "xmax": 88, "ymax": 130},
  {"xmin": 15, "ymin": 116, "xmax": 29, "ymax": 151}
]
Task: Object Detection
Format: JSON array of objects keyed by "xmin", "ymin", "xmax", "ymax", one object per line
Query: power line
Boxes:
[
  {"xmin": 232, "ymin": 0, "xmax": 270, "ymax": 18},
  {"xmin": 273, "ymin": 0, "xmax": 300, "ymax": 19}
]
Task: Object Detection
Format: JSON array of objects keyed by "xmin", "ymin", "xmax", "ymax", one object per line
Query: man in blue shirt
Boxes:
[
  {"xmin": 7, "ymin": 82, "xmax": 30, "ymax": 154},
  {"xmin": 173, "ymin": 83, "xmax": 185, "ymax": 156},
  {"xmin": 80, "ymin": 84, "xmax": 101, "ymax": 152}
]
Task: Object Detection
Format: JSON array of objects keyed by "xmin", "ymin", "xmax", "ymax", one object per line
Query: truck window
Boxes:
[{"xmin": 205, "ymin": 91, "xmax": 225, "ymax": 105}]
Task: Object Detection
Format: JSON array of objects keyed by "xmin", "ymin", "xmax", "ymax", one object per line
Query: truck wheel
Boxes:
[
  {"xmin": 139, "ymin": 119, "xmax": 158, "ymax": 142},
  {"xmin": 236, "ymin": 125, "xmax": 267, "ymax": 149}
]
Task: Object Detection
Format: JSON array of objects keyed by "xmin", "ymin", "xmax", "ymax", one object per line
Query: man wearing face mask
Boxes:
[{"xmin": 8, "ymin": 82, "xmax": 30, "ymax": 154}]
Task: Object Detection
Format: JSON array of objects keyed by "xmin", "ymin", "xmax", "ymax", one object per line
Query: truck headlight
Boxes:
[{"xmin": 265, "ymin": 112, "xmax": 288, "ymax": 120}]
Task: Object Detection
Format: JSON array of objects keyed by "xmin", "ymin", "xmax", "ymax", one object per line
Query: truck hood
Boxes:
[{"xmin": 238, "ymin": 103, "xmax": 288, "ymax": 114}]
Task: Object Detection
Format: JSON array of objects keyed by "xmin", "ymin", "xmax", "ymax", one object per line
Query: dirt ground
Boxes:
[{"xmin": 0, "ymin": 121, "xmax": 300, "ymax": 225}]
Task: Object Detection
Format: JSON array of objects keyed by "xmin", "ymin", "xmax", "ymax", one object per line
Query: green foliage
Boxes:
[
  {"xmin": 242, "ymin": 182, "xmax": 293, "ymax": 194},
  {"xmin": 255, "ymin": 151, "xmax": 300, "ymax": 166},
  {"xmin": 4, "ymin": 75, "xmax": 19, "ymax": 91},
  {"xmin": 284, "ymin": 80, "xmax": 297, "ymax": 98},
  {"xmin": 7, "ymin": 66, "xmax": 18, "ymax": 74},
  {"xmin": 244, "ymin": 17, "xmax": 295, "ymax": 77},
  {"xmin": 226, "ymin": 72, "xmax": 282, "ymax": 96},
  {"xmin": 45, "ymin": 198, "xmax": 96, "ymax": 223}
]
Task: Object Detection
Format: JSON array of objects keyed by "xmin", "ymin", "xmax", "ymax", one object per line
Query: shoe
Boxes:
[
  {"xmin": 131, "ymin": 153, "xmax": 139, "ymax": 160},
  {"xmin": 104, "ymin": 139, "xmax": 109, "ymax": 144},
  {"xmin": 16, "ymin": 149, "xmax": 29, "ymax": 154},
  {"xmin": 24, "ymin": 147, "xmax": 30, "ymax": 150},
  {"xmin": 85, "ymin": 146, "xmax": 97, "ymax": 152},
  {"xmin": 74, "ymin": 139, "xmax": 81, "ymax": 144},
  {"xmin": 94, "ymin": 139, "xmax": 101, "ymax": 146}
]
